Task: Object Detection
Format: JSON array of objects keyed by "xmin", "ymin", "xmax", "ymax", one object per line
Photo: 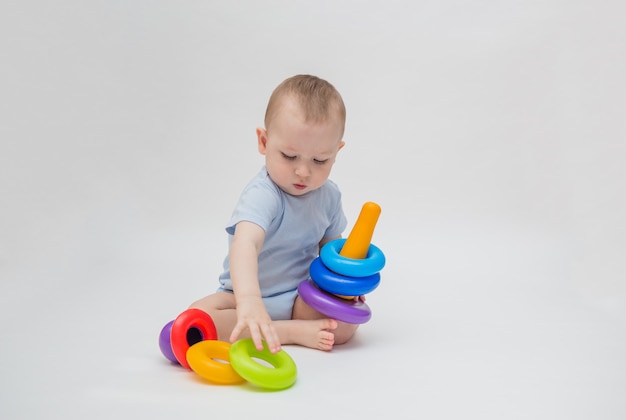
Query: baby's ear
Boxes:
[
  {"xmin": 256, "ymin": 127, "xmax": 268, "ymax": 154},
  {"xmin": 338, "ymin": 140, "xmax": 346, "ymax": 151}
]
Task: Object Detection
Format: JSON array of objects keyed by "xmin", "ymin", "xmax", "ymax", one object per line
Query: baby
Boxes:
[{"xmin": 190, "ymin": 74, "xmax": 361, "ymax": 353}]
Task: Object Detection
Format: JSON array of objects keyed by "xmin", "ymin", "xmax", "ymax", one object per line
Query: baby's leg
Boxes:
[
  {"xmin": 273, "ymin": 318, "xmax": 339, "ymax": 351},
  {"xmin": 189, "ymin": 292, "xmax": 356, "ymax": 351},
  {"xmin": 290, "ymin": 295, "xmax": 359, "ymax": 346},
  {"xmin": 188, "ymin": 292, "xmax": 238, "ymax": 342},
  {"xmin": 190, "ymin": 292, "xmax": 336, "ymax": 350}
]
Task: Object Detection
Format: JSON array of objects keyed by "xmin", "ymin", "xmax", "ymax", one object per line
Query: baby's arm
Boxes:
[
  {"xmin": 319, "ymin": 235, "xmax": 340, "ymax": 250},
  {"xmin": 228, "ymin": 221, "xmax": 281, "ymax": 353}
]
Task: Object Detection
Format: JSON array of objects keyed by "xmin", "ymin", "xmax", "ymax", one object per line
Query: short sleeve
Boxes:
[{"xmin": 225, "ymin": 174, "xmax": 282, "ymax": 235}]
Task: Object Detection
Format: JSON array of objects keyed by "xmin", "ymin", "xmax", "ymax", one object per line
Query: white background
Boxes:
[{"xmin": 1, "ymin": 1, "xmax": 625, "ymax": 419}]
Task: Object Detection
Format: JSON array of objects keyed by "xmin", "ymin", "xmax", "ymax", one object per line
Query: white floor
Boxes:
[{"xmin": 1, "ymin": 1, "xmax": 625, "ymax": 419}]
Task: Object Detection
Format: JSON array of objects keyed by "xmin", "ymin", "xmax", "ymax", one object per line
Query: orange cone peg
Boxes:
[{"xmin": 340, "ymin": 202, "xmax": 381, "ymax": 260}]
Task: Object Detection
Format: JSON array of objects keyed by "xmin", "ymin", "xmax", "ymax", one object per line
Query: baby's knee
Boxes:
[
  {"xmin": 188, "ymin": 297, "xmax": 210, "ymax": 311},
  {"xmin": 188, "ymin": 292, "xmax": 236, "ymax": 312},
  {"xmin": 333, "ymin": 323, "xmax": 359, "ymax": 345}
]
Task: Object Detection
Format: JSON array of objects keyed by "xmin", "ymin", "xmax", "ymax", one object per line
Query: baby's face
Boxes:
[{"xmin": 258, "ymin": 99, "xmax": 344, "ymax": 196}]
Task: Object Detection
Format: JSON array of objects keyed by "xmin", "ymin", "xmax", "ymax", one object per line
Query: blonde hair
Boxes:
[{"xmin": 264, "ymin": 74, "xmax": 346, "ymax": 137}]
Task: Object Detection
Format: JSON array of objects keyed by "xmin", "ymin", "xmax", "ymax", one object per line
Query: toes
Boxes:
[{"xmin": 319, "ymin": 340, "xmax": 334, "ymax": 351}]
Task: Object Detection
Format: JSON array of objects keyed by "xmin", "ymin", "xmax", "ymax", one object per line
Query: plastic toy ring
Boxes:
[
  {"xmin": 320, "ymin": 238, "xmax": 386, "ymax": 277},
  {"xmin": 186, "ymin": 340, "xmax": 246, "ymax": 385},
  {"xmin": 159, "ymin": 320, "xmax": 179, "ymax": 363},
  {"xmin": 309, "ymin": 257, "xmax": 380, "ymax": 296},
  {"xmin": 171, "ymin": 308, "xmax": 218, "ymax": 369},
  {"xmin": 229, "ymin": 338, "xmax": 297, "ymax": 390},
  {"xmin": 297, "ymin": 279, "xmax": 372, "ymax": 324}
]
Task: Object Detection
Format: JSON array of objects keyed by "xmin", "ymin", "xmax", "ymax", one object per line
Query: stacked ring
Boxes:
[
  {"xmin": 229, "ymin": 338, "xmax": 297, "ymax": 390},
  {"xmin": 170, "ymin": 308, "xmax": 218, "ymax": 369},
  {"xmin": 309, "ymin": 257, "xmax": 380, "ymax": 296},
  {"xmin": 320, "ymin": 238, "xmax": 386, "ymax": 277},
  {"xmin": 297, "ymin": 279, "xmax": 372, "ymax": 324},
  {"xmin": 186, "ymin": 340, "xmax": 246, "ymax": 385}
]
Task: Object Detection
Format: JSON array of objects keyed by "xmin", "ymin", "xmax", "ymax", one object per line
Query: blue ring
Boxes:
[
  {"xmin": 297, "ymin": 279, "xmax": 372, "ymax": 324},
  {"xmin": 309, "ymin": 257, "xmax": 380, "ymax": 296},
  {"xmin": 320, "ymin": 238, "xmax": 386, "ymax": 278}
]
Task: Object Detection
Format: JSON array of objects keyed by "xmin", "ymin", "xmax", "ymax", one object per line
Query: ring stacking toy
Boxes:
[
  {"xmin": 170, "ymin": 308, "xmax": 218, "ymax": 369},
  {"xmin": 186, "ymin": 340, "xmax": 246, "ymax": 385},
  {"xmin": 299, "ymin": 202, "xmax": 386, "ymax": 324},
  {"xmin": 229, "ymin": 338, "xmax": 297, "ymax": 390}
]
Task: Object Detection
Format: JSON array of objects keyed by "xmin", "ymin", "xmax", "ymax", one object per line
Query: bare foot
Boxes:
[{"xmin": 275, "ymin": 318, "xmax": 338, "ymax": 351}]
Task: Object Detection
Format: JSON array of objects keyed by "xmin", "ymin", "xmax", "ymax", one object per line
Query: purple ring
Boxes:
[
  {"xmin": 297, "ymin": 279, "xmax": 372, "ymax": 324},
  {"xmin": 158, "ymin": 320, "xmax": 179, "ymax": 363}
]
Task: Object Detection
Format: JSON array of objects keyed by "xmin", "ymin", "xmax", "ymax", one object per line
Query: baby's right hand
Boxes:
[{"xmin": 230, "ymin": 295, "xmax": 281, "ymax": 353}]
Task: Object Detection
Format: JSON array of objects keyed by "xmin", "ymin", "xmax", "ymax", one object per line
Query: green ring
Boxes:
[{"xmin": 229, "ymin": 338, "xmax": 297, "ymax": 390}]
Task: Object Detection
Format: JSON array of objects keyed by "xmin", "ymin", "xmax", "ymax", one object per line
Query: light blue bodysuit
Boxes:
[{"xmin": 217, "ymin": 166, "xmax": 347, "ymax": 320}]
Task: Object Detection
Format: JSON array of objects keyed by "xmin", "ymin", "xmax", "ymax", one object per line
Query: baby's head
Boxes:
[
  {"xmin": 257, "ymin": 75, "xmax": 346, "ymax": 196},
  {"xmin": 264, "ymin": 74, "xmax": 346, "ymax": 138}
]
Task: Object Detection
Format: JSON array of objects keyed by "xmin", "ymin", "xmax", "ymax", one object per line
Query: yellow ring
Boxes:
[
  {"xmin": 229, "ymin": 338, "xmax": 297, "ymax": 390},
  {"xmin": 186, "ymin": 340, "xmax": 246, "ymax": 385}
]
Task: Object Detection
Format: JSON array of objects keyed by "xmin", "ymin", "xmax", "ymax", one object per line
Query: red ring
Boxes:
[{"xmin": 171, "ymin": 308, "xmax": 217, "ymax": 369}]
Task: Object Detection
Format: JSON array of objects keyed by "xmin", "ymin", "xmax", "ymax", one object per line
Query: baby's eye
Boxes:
[
  {"xmin": 281, "ymin": 152, "xmax": 297, "ymax": 160},
  {"xmin": 313, "ymin": 158, "xmax": 329, "ymax": 165}
]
